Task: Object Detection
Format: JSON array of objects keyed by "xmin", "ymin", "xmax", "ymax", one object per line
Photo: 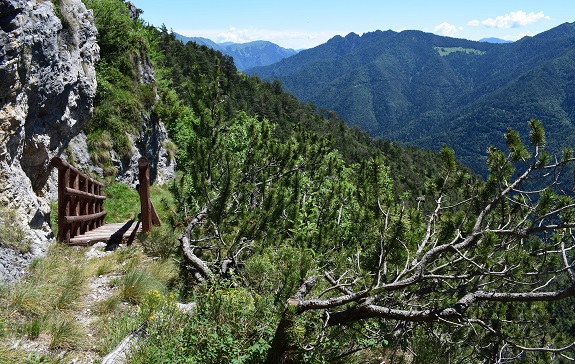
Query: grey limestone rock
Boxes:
[{"xmin": 0, "ymin": 0, "xmax": 98, "ymax": 283}]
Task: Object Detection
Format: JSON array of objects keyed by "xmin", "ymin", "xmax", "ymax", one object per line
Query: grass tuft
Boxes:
[
  {"xmin": 23, "ymin": 315, "xmax": 46, "ymax": 340},
  {"xmin": 118, "ymin": 268, "xmax": 165, "ymax": 304},
  {"xmin": 48, "ymin": 315, "xmax": 84, "ymax": 350}
]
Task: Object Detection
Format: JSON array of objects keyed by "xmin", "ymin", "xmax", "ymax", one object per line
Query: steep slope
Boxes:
[
  {"xmin": 175, "ymin": 33, "xmax": 298, "ymax": 71},
  {"xmin": 248, "ymin": 23, "xmax": 575, "ymax": 175}
]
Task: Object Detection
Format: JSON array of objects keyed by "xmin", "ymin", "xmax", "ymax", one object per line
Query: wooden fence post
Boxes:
[
  {"xmin": 56, "ymin": 161, "xmax": 70, "ymax": 243},
  {"xmin": 138, "ymin": 157, "xmax": 152, "ymax": 233}
]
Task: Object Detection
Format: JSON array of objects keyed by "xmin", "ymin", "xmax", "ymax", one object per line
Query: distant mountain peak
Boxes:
[
  {"xmin": 479, "ymin": 37, "xmax": 512, "ymax": 44},
  {"xmin": 247, "ymin": 22, "xmax": 575, "ymax": 177},
  {"xmin": 531, "ymin": 21, "xmax": 575, "ymax": 41},
  {"xmin": 173, "ymin": 33, "xmax": 299, "ymax": 71}
]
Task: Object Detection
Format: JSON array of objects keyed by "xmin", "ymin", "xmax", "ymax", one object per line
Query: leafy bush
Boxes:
[
  {"xmin": 139, "ymin": 226, "xmax": 179, "ymax": 259},
  {"xmin": 130, "ymin": 286, "xmax": 274, "ymax": 364}
]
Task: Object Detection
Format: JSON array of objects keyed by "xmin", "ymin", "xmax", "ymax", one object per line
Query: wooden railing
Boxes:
[
  {"xmin": 51, "ymin": 157, "xmax": 106, "ymax": 244},
  {"xmin": 51, "ymin": 156, "xmax": 161, "ymax": 245}
]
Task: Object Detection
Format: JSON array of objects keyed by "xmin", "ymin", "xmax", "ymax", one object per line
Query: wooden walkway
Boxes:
[{"xmin": 68, "ymin": 221, "xmax": 141, "ymax": 246}]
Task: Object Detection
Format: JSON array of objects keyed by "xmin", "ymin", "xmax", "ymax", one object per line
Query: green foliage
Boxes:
[
  {"xmin": 83, "ymin": 0, "xmax": 156, "ymax": 169},
  {"xmin": 528, "ymin": 117, "xmax": 546, "ymax": 147},
  {"xmin": 131, "ymin": 286, "xmax": 274, "ymax": 364},
  {"xmin": 505, "ymin": 128, "xmax": 530, "ymax": 161},
  {"xmin": 139, "ymin": 225, "xmax": 180, "ymax": 260}
]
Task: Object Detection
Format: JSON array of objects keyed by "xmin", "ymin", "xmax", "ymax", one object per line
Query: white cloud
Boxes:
[
  {"xmin": 468, "ymin": 20, "xmax": 480, "ymax": 27},
  {"xmin": 514, "ymin": 31, "xmax": 536, "ymax": 40},
  {"xmin": 480, "ymin": 10, "xmax": 550, "ymax": 29},
  {"xmin": 434, "ymin": 22, "xmax": 463, "ymax": 37}
]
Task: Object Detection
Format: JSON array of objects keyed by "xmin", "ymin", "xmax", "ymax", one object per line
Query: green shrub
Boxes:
[
  {"xmin": 139, "ymin": 226, "xmax": 179, "ymax": 260},
  {"xmin": 130, "ymin": 285, "xmax": 275, "ymax": 364}
]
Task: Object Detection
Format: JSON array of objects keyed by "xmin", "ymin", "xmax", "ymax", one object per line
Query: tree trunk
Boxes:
[
  {"xmin": 265, "ymin": 299, "xmax": 299, "ymax": 364},
  {"xmin": 265, "ymin": 277, "xmax": 318, "ymax": 363}
]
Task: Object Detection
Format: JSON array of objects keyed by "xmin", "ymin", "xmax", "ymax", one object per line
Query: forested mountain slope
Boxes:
[
  {"xmin": 147, "ymin": 26, "xmax": 575, "ymax": 363},
  {"xmin": 247, "ymin": 23, "xmax": 575, "ymax": 174},
  {"xmin": 155, "ymin": 28, "xmax": 448, "ymax": 197}
]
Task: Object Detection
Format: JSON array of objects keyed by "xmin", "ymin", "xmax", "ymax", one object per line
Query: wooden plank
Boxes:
[{"xmin": 68, "ymin": 220, "xmax": 141, "ymax": 246}]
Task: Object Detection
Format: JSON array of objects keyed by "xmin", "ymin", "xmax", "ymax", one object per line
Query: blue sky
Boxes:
[{"xmin": 131, "ymin": 1, "xmax": 574, "ymax": 49}]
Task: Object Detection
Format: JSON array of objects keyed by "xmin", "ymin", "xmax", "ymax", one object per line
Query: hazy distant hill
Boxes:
[
  {"xmin": 175, "ymin": 33, "xmax": 298, "ymax": 71},
  {"xmin": 479, "ymin": 37, "xmax": 513, "ymax": 43},
  {"xmin": 246, "ymin": 23, "xmax": 575, "ymax": 175}
]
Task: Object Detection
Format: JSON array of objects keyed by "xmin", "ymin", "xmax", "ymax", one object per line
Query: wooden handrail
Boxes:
[
  {"xmin": 51, "ymin": 157, "xmax": 105, "ymax": 187},
  {"xmin": 64, "ymin": 187, "xmax": 107, "ymax": 200},
  {"xmin": 64, "ymin": 211, "xmax": 107, "ymax": 224},
  {"xmin": 51, "ymin": 157, "xmax": 106, "ymax": 244}
]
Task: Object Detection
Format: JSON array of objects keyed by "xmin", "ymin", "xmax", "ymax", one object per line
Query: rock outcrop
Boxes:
[
  {"xmin": 66, "ymin": 0, "xmax": 175, "ymax": 188},
  {"xmin": 0, "ymin": 0, "xmax": 99, "ymax": 283}
]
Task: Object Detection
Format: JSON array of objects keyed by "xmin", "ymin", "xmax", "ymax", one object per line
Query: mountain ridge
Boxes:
[
  {"xmin": 174, "ymin": 33, "xmax": 299, "ymax": 71},
  {"xmin": 246, "ymin": 22, "xmax": 575, "ymax": 175}
]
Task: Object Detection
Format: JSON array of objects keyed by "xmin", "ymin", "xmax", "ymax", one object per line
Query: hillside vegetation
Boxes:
[
  {"xmin": 2, "ymin": 1, "xmax": 575, "ymax": 363},
  {"xmin": 248, "ymin": 25, "xmax": 575, "ymax": 175}
]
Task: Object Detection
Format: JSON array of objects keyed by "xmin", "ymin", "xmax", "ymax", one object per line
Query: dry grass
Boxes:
[{"xmin": 0, "ymin": 241, "xmax": 178, "ymax": 362}]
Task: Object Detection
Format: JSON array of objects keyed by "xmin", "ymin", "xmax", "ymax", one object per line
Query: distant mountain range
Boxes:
[
  {"xmin": 174, "ymin": 33, "xmax": 299, "ymax": 71},
  {"xmin": 479, "ymin": 37, "xmax": 513, "ymax": 44},
  {"xmin": 246, "ymin": 22, "xmax": 575, "ymax": 176}
]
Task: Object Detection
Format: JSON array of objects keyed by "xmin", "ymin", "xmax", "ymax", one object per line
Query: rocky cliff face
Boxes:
[{"xmin": 0, "ymin": 0, "xmax": 99, "ymax": 282}]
